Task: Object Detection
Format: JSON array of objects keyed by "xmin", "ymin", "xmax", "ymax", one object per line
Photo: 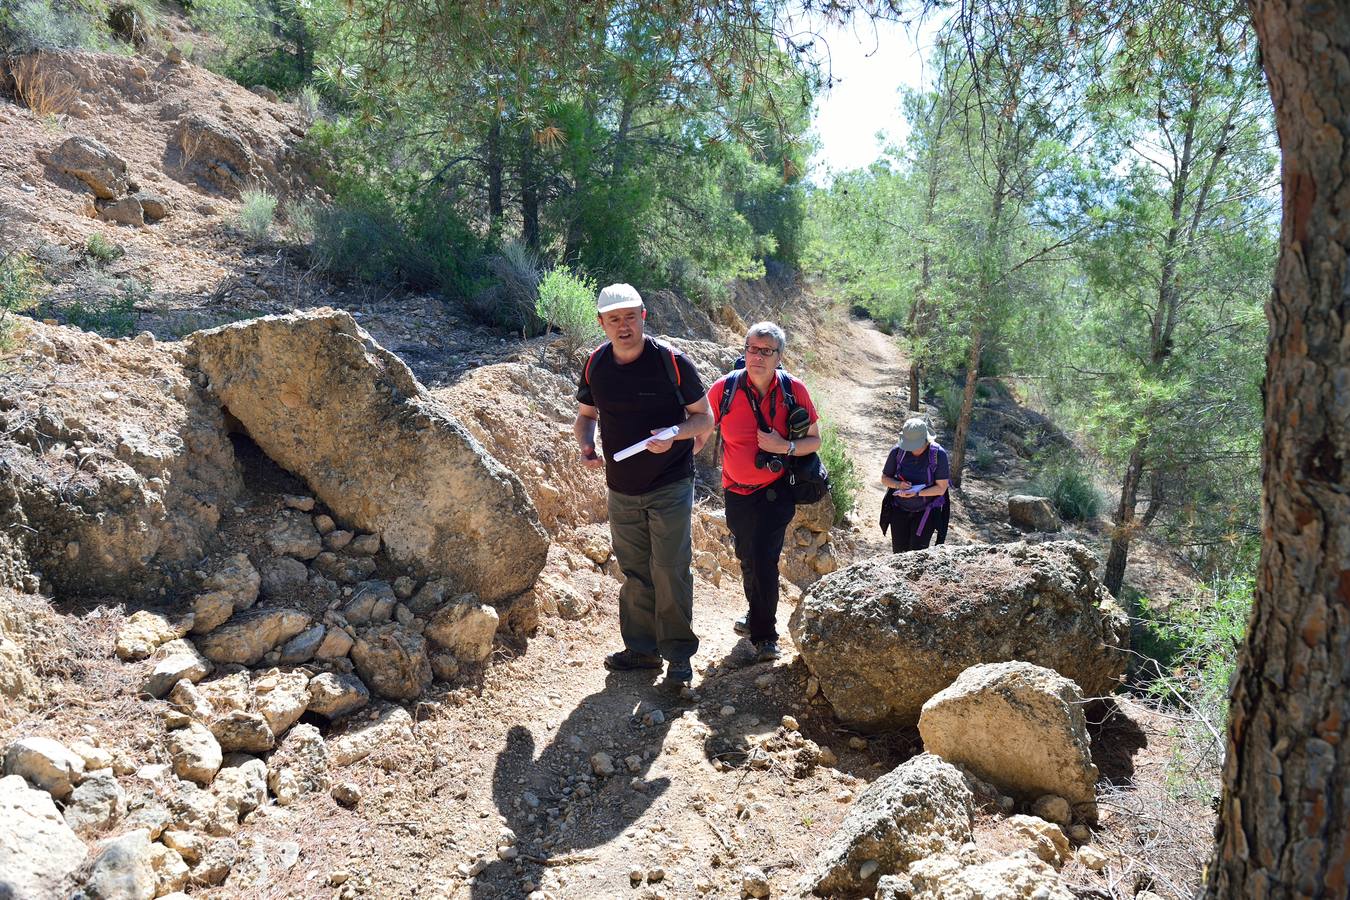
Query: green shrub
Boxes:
[
  {"xmin": 937, "ymin": 382, "xmax": 964, "ymax": 428},
  {"xmin": 1028, "ymin": 453, "xmax": 1104, "ymax": 522},
  {"xmin": 85, "ymin": 233, "xmax": 123, "ymax": 265},
  {"xmin": 281, "ymin": 198, "xmax": 316, "ymax": 244},
  {"xmin": 295, "ymin": 84, "xmax": 321, "ymax": 125},
  {"xmin": 470, "ymin": 241, "xmax": 542, "ymax": 334},
  {"xmin": 1134, "ymin": 574, "xmax": 1253, "ymax": 803},
  {"xmin": 238, "ymin": 188, "xmax": 277, "ymax": 240},
  {"xmin": 971, "ymin": 442, "xmax": 997, "ymax": 472},
  {"xmin": 818, "ymin": 422, "xmax": 861, "ymax": 527},
  {"xmin": 0, "ymin": 251, "xmax": 42, "ymax": 347},
  {"xmin": 310, "ymin": 190, "xmax": 406, "ymax": 284},
  {"xmin": 537, "ymin": 267, "xmax": 599, "ymax": 351},
  {"xmin": 1, "ymin": 0, "xmax": 100, "ymax": 52},
  {"xmin": 65, "ymin": 279, "xmax": 143, "ymax": 336}
]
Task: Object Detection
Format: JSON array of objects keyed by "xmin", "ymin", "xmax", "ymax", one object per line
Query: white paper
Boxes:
[
  {"xmin": 612, "ymin": 426, "xmax": 680, "ymax": 462},
  {"xmin": 897, "ymin": 483, "xmax": 927, "ymax": 496}
]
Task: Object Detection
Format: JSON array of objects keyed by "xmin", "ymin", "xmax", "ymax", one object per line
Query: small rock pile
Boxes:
[{"xmin": 121, "ymin": 494, "xmax": 506, "ymax": 705}]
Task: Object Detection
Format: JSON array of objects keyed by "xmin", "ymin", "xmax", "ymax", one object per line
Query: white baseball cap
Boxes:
[{"xmin": 597, "ymin": 283, "xmax": 644, "ymax": 313}]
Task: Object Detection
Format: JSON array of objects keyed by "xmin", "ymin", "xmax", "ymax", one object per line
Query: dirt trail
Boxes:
[{"xmin": 810, "ymin": 320, "xmax": 913, "ymax": 553}]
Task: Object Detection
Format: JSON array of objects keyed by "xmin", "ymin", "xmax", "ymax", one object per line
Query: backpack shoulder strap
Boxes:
[
  {"xmin": 582, "ymin": 341, "xmax": 612, "ymax": 386},
  {"xmin": 651, "ymin": 338, "xmax": 682, "ymax": 391},
  {"xmin": 718, "ymin": 370, "xmax": 742, "ymax": 421},
  {"xmin": 777, "ymin": 370, "xmax": 798, "ymax": 409}
]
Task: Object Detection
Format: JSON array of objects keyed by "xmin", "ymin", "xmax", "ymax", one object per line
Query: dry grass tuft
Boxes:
[{"xmin": 7, "ymin": 53, "xmax": 78, "ymax": 116}]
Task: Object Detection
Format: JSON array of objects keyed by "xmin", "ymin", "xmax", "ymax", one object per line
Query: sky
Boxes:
[{"xmin": 803, "ymin": 15, "xmax": 936, "ymax": 183}]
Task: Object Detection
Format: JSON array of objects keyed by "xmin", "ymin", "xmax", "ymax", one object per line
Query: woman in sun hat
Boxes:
[{"xmin": 879, "ymin": 416, "xmax": 951, "ymax": 552}]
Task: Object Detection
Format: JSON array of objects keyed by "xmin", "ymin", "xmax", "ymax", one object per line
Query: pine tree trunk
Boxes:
[
  {"xmin": 519, "ymin": 130, "xmax": 539, "ymax": 251},
  {"xmin": 908, "ymin": 364, "xmax": 921, "ymax": 412},
  {"xmin": 949, "ymin": 327, "xmax": 982, "ymax": 487},
  {"xmin": 1103, "ymin": 437, "xmax": 1147, "ymax": 597},
  {"xmin": 1205, "ymin": 2, "xmax": 1350, "ymax": 895},
  {"xmin": 487, "ymin": 117, "xmax": 503, "ymax": 223}
]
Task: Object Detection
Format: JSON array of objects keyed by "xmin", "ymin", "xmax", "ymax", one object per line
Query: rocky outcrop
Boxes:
[
  {"xmin": 0, "ymin": 321, "xmax": 241, "ymax": 600},
  {"xmin": 790, "ymin": 542, "xmax": 1128, "ymax": 728},
  {"xmin": 643, "ymin": 289, "xmax": 718, "ymax": 341},
  {"xmin": 806, "ymin": 754, "xmax": 975, "ymax": 898},
  {"xmin": 171, "ymin": 115, "xmax": 259, "ymax": 196},
  {"xmin": 0, "ymin": 774, "xmax": 88, "ymax": 898},
  {"xmin": 919, "ymin": 662, "xmax": 1099, "ymax": 816},
  {"xmin": 190, "ymin": 311, "xmax": 548, "ymax": 602},
  {"xmin": 908, "ymin": 854, "xmax": 1073, "ymax": 900}
]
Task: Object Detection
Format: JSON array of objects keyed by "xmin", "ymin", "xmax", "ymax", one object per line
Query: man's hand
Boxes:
[
  {"xmin": 756, "ymin": 429, "xmax": 789, "ymax": 454},
  {"xmin": 646, "ymin": 426, "xmax": 678, "ymax": 455},
  {"xmin": 580, "ymin": 444, "xmax": 604, "ymax": 469}
]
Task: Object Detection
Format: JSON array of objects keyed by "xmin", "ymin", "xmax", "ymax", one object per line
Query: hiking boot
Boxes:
[
  {"xmin": 754, "ymin": 640, "xmax": 781, "ymax": 662},
  {"xmin": 664, "ymin": 658, "xmax": 696, "ymax": 696},
  {"xmin": 733, "ymin": 616, "xmax": 750, "ymax": 637},
  {"xmin": 603, "ymin": 649, "xmax": 662, "ymax": 672}
]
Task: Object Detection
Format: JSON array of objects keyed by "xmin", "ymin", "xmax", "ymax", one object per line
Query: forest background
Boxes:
[{"xmin": 2, "ymin": 0, "xmax": 1273, "ymax": 797}]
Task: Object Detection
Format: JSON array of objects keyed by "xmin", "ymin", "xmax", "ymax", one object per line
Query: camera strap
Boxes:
[{"xmin": 740, "ymin": 371, "xmax": 782, "ymax": 432}]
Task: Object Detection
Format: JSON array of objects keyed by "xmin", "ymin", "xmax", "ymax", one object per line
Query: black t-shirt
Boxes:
[{"xmin": 576, "ymin": 338, "xmax": 706, "ymax": 496}]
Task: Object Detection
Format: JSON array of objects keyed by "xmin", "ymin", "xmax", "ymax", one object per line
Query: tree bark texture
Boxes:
[
  {"xmin": 519, "ymin": 129, "xmax": 539, "ymax": 251},
  {"xmin": 1206, "ymin": 2, "xmax": 1350, "ymax": 896},
  {"xmin": 1104, "ymin": 437, "xmax": 1147, "ymax": 597},
  {"xmin": 949, "ymin": 326, "xmax": 982, "ymax": 487}
]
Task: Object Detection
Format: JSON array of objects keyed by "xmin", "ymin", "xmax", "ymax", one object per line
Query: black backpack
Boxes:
[{"xmin": 717, "ymin": 365, "xmax": 830, "ymax": 506}]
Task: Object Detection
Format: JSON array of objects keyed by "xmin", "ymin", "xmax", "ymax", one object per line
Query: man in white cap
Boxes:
[
  {"xmin": 573, "ymin": 283, "xmax": 713, "ymax": 687},
  {"xmin": 880, "ymin": 417, "xmax": 951, "ymax": 552}
]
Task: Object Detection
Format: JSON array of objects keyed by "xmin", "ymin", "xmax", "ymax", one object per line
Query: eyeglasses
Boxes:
[{"xmin": 745, "ymin": 345, "xmax": 779, "ymax": 357}]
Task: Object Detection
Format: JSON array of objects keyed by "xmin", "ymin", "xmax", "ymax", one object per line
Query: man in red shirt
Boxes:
[{"xmin": 706, "ymin": 322, "xmax": 821, "ymax": 661}]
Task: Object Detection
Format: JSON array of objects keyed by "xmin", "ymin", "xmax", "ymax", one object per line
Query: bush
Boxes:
[
  {"xmin": 0, "ymin": 251, "xmax": 42, "ymax": 348},
  {"xmin": 1136, "ymin": 575, "xmax": 1252, "ymax": 717},
  {"xmin": 310, "ymin": 190, "xmax": 406, "ymax": 284},
  {"xmin": 281, "ymin": 197, "xmax": 315, "ymax": 244},
  {"xmin": 971, "ymin": 442, "xmax": 997, "ymax": 472},
  {"xmin": 536, "ymin": 267, "xmax": 599, "ymax": 351},
  {"xmin": 818, "ymin": 422, "xmax": 861, "ymax": 527},
  {"xmin": 937, "ymin": 382, "xmax": 964, "ymax": 428},
  {"xmin": 65, "ymin": 279, "xmax": 144, "ymax": 337},
  {"xmin": 85, "ymin": 233, "xmax": 123, "ymax": 265},
  {"xmin": 1, "ymin": 0, "xmax": 100, "ymax": 53},
  {"xmin": 470, "ymin": 241, "xmax": 542, "ymax": 334},
  {"xmin": 237, "ymin": 188, "xmax": 277, "ymax": 240},
  {"xmin": 1028, "ymin": 453, "xmax": 1104, "ymax": 522}
]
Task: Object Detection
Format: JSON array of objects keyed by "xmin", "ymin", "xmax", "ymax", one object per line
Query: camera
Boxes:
[
  {"xmin": 755, "ymin": 450, "xmax": 785, "ymax": 473},
  {"xmin": 755, "ymin": 407, "xmax": 812, "ymax": 472}
]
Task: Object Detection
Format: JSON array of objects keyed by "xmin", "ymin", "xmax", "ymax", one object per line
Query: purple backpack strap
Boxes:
[{"xmin": 915, "ymin": 444, "xmax": 947, "ymax": 535}]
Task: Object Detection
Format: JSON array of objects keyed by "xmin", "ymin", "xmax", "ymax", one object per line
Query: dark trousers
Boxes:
[
  {"xmin": 724, "ymin": 482, "xmax": 797, "ymax": 643},
  {"xmin": 890, "ymin": 500, "xmax": 950, "ymax": 553},
  {"xmin": 608, "ymin": 477, "xmax": 698, "ymax": 664}
]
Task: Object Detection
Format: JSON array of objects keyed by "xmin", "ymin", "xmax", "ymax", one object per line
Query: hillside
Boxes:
[{"xmin": 1, "ymin": 44, "xmax": 1215, "ymax": 900}]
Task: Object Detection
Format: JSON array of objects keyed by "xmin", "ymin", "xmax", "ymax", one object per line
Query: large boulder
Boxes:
[
  {"xmin": 790, "ymin": 542, "xmax": 1127, "ymax": 728},
  {"xmin": 0, "ymin": 774, "xmax": 88, "ymax": 897},
  {"xmin": 1008, "ymin": 495, "xmax": 1061, "ymax": 532},
  {"xmin": 0, "ymin": 321, "xmax": 241, "ymax": 600},
  {"xmin": 171, "ymin": 115, "xmax": 258, "ymax": 196},
  {"xmin": 919, "ymin": 662, "xmax": 1099, "ymax": 816},
  {"xmin": 189, "ymin": 311, "xmax": 548, "ymax": 602},
  {"xmin": 46, "ymin": 135, "xmax": 129, "ymax": 199},
  {"xmin": 805, "ymin": 754, "xmax": 975, "ymax": 898}
]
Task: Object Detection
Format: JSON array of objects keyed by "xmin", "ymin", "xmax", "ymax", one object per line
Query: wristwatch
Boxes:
[{"xmin": 787, "ymin": 440, "xmax": 796, "ymax": 457}]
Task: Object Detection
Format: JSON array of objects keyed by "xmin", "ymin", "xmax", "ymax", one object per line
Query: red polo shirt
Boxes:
[{"xmin": 709, "ymin": 371, "xmax": 819, "ymax": 495}]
